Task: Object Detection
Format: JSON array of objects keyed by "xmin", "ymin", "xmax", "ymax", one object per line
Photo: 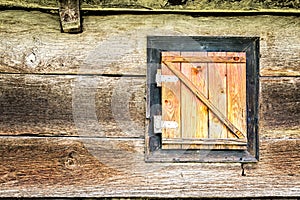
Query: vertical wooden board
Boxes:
[
  {"xmin": 227, "ymin": 52, "xmax": 247, "ymax": 139},
  {"xmin": 161, "ymin": 52, "xmax": 181, "ymax": 149},
  {"xmin": 208, "ymin": 52, "xmax": 228, "ymax": 139},
  {"xmin": 181, "ymin": 52, "xmax": 208, "ymax": 149}
]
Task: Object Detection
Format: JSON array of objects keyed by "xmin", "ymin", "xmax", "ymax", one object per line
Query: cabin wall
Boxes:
[
  {"xmin": 0, "ymin": 10, "xmax": 299, "ymax": 197},
  {"xmin": 1, "ymin": 0, "xmax": 299, "ymax": 10}
]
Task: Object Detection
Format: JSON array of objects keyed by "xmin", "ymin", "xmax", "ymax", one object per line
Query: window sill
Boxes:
[{"xmin": 146, "ymin": 149, "xmax": 258, "ymax": 163}]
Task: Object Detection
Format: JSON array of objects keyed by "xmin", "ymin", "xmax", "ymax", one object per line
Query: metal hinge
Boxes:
[
  {"xmin": 153, "ymin": 115, "xmax": 178, "ymax": 133},
  {"xmin": 156, "ymin": 69, "xmax": 178, "ymax": 87}
]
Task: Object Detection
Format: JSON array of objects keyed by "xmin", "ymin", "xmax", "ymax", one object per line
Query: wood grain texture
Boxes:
[
  {"xmin": 181, "ymin": 52, "xmax": 208, "ymax": 140},
  {"xmin": 208, "ymin": 52, "xmax": 228, "ymax": 139},
  {"xmin": 58, "ymin": 0, "xmax": 81, "ymax": 33},
  {"xmin": 163, "ymin": 61, "xmax": 245, "ymax": 139},
  {"xmin": 162, "ymin": 52, "xmax": 249, "ymax": 149},
  {"xmin": 162, "ymin": 55, "xmax": 246, "ymax": 63},
  {"xmin": 259, "ymin": 77, "xmax": 300, "ymax": 139},
  {"xmin": 161, "ymin": 52, "xmax": 181, "ymax": 149},
  {"xmin": 161, "ymin": 138, "xmax": 247, "ymax": 150},
  {"xmin": 0, "ymin": 74, "xmax": 145, "ymax": 137},
  {"xmin": 0, "ymin": 7, "xmax": 299, "ymax": 199},
  {"xmin": 1, "ymin": 0, "xmax": 299, "ymax": 10},
  {"xmin": 0, "ymin": 137, "xmax": 299, "ymax": 197},
  {"xmin": 227, "ymin": 52, "xmax": 247, "ymax": 138},
  {"xmin": 0, "ymin": 75, "xmax": 299, "ymax": 139},
  {"xmin": 0, "ymin": 11, "xmax": 299, "ymax": 76}
]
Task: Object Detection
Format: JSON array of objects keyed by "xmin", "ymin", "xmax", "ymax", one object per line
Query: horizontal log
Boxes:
[
  {"xmin": 0, "ymin": 75, "xmax": 299, "ymax": 139},
  {"xmin": 0, "ymin": 11, "xmax": 299, "ymax": 76},
  {"xmin": 259, "ymin": 77, "xmax": 300, "ymax": 139},
  {"xmin": 0, "ymin": 74, "xmax": 145, "ymax": 137},
  {"xmin": 0, "ymin": 137, "xmax": 299, "ymax": 197},
  {"xmin": 1, "ymin": 0, "xmax": 299, "ymax": 10}
]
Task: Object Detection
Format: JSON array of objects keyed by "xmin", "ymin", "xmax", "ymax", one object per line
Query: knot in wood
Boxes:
[
  {"xmin": 25, "ymin": 52, "xmax": 39, "ymax": 68},
  {"xmin": 64, "ymin": 157, "xmax": 77, "ymax": 169}
]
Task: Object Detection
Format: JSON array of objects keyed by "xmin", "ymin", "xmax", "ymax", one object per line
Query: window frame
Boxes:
[{"xmin": 146, "ymin": 36, "xmax": 259, "ymax": 163}]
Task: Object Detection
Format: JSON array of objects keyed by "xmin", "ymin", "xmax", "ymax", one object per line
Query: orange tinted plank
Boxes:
[
  {"xmin": 181, "ymin": 52, "xmax": 208, "ymax": 145},
  {"xmin": 227, "ymin": 52, "xmax": 247, "ymax": 139},
  {"xmin": 161, "ymin": 52, "xmax": 181, "ymax": 149},
  {"xmin": 162, "ymin": 55, "xmax": 246, "ymax": 63},
  {"xmin": 162, "ymin": 61, "xmax": 245, "ymax": 139},
  {"xmin": 208, "ymin": 52, "xmax": 228, "ymax": 139},
  {"xmin": 161, "ymin": 138, "xmax": 247, "ymax": 150}
]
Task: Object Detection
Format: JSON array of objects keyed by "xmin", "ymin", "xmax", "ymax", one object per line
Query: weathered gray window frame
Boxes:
[{"xmin": 146, "ymin": 36, "xmax": 259, "ymax": 163}]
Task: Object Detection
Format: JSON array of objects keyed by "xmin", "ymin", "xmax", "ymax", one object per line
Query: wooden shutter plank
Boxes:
[
  {"xmin": 162, "ymin": 55, "xmax": 246, "ymax": 63},
  {"xmin": 181, "ymin": 52, "xmax": 208, "ymax": 149},
  {"xmin": 208, "ymin": 52, "xmax": 228, "ymax": 139},
  {"xmin": 162, "ymin": 138, "xmax": 247, "ymax": 150},
  {"xmin": 227, "ymin": 52, "xmax": 247, "ymax": 139},
  {"xmin": 162, "ymin": 61, "xmax": 245, "ymax": 139},
  {"xmin": 161, "ymin": 52, "xmax": 181, "ymax": 149},
  {"xmin": 163, "ymin": 138, "xmax": 247, "ymax": 144}
]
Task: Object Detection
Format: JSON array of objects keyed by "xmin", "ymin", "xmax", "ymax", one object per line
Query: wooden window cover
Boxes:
[
  {"xmin": 146, "ymin": 36, "xmax": 259, "ymax": 163},
  {"xmin": 161, "ymin": 52, "xmax": 246, "ymax": 150}
]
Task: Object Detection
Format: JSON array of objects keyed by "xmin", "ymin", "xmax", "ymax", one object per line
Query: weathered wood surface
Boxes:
[
  {"xmin": 162, "ymin": 55, "xmax": 246, "ymax": 63},
  {"xmin": 0, "ymin": 137, "xmax": 299, "ymax": 197},
  {"xmin": 58, "ymin": 0, "xmax": 81, "ymax": 33},
  {"xmin": 208, "ymin": 52, "xmax": 228, "ymax": 139},
  {"xmin": 181, "ymin": 52, "xmax": 208, "ymax": 140},
  {"xmin": 161, "ymin": 52, "xmax": 181, "ymax": 149},
  {"xmin": 0, "ymin": 8, "xmax": 299, "ymax": 198},
  {"xmin": 227, "ymin": 52, "xmax": 247, "ymax": 138},
  {"xmin": 0, "ymin": 11, "xmax": 299, "ymax": 76},
  {"xmin": 259, "ymin": 77, "xmax": 300, "ymax": 139},
  {"xmin": 0, "ymin": 74, "xmax": 299, "ymax": 139},
  {"xmin": 0, "ymin": 74, "xmax": 145, "ymax": 137},
  {"xmin": 163, "ymin": 60, "xmax": 245, "ymax": 139},
  {"xmin": 1, "ymin": 0, "xmax": 299, "ymax": 10}
]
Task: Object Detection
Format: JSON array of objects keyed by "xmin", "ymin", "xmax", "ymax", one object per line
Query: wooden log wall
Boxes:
[
  {"xmin": 0, "ymin": 8, "xmax": 299, "ymax": 198},
  {"xmin": 1, "ymin": 0, "xmax": 299, "ymax": 11}
]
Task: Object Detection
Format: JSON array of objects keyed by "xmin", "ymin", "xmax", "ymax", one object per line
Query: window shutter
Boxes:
[{"xmin": 160, "ymin": 51, "xmax": 247, "ymax": 150}]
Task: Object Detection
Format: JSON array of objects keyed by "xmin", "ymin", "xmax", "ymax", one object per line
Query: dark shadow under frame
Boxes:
[{"xmin": 146, "ymin": 36, "xmax": 259, "ymax": 163}]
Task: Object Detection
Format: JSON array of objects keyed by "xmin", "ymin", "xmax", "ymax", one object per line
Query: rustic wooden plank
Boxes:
[
  {"xmin": 227, "ymin": 52, "xmax": 247, "ymax": 139},
  {"xmin": 162, "ymin": 55, "xmax": 246, "ymax": 63},
  {"xmin": 259, "ymin": 77, "xmax": 300, "ymax": 139},
  {"xmin": 180, "ymin": 52, "xmax": 195, "ymax": 140},
  {"xmin": 1, "ymin": 0, "xmax": 300, "ymax": 10},
  {"xmin": 163, "ymin": 61, "xmax": 245, "ymax": 139},
  {"xmin": 0, "ymin": 137, "xmax": 143, "ymax": 188},
  {"xmin": 0, "ymin": 137, "xmax": 299, "ymax": 197},
  {"xmin": 0, "ymin": 11, "xmax": 299, "ymax": 76},
  {"xmin": 181, "ymin": 52, "xmax": 208, "ymax": 143},
  {"xmin": 0, "ymin": 74, "xmax": 145, "ymax": 137},
  {"xmin": 162, "ymin": 138, "xmax": 247, "ymax": 150},
  {"xmin": 163, "ymin": 138, "xmax": 247, "ymax": 145},
  {"xmin": 161, "ymin": 52, "xmax": 181, "ymax": 149},
  {"xmin": 0, "ymin": 75, "xmax": 299, "ymax": 139},
  {"xmin": 58, "ymin": 0, "xmax": 81, "ymax": 33},
  {"xmin": 180, "ymin": 52, "xmax": 200, "ymax": 149},
  {"xmin": 208, "ymin": 52, "xmax": 228, "ymax": 139}
]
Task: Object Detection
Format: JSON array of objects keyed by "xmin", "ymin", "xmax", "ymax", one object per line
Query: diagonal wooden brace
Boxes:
[{"xmin": 163, "ymin": 60, "xmax": 246, "ymax": 139}]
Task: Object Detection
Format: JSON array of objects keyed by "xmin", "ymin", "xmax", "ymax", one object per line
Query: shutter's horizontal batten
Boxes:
[
  {"xmin": 162, "ymin": 55, "xmax": 246, "ymax": 63},
  {"xmin": 162, "ymin": 138, "xmax": 247, "ymax": 150}
]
